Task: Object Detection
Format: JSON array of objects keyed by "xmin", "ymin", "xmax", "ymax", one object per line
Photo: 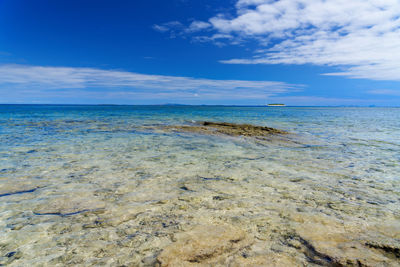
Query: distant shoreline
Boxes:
[{"xmin": 0, "ymin": 104, "xmax": 398, "ymax": 108}]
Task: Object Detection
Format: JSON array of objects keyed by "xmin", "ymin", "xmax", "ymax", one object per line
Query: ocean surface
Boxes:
[{"xmin": 0, "ymin": 105, "xmax": 399, "ymax": 266}]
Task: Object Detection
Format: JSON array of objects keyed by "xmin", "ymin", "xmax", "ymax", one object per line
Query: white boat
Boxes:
[{"xmin": 267, "ymin": 103, "xmax": 285, "ymax": 106}]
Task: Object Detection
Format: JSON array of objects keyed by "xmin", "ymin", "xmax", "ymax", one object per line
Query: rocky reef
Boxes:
[
  {"xmin": 162, "ymin": 121, "xmax": 287, "ymax": 137},
  {"xmin": 156, "ymin": 224, "xmax": 252, "ymax": 266}
]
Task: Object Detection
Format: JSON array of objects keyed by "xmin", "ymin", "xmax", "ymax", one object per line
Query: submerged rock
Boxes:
[
  {"xmin": 365, "ymin": 240, "xmax": 400, "ymax": 259},
  {"xmin": 0, "ymin": 250, "xmax": 22, "ymax": 265},
  {"xmin": 0, "ymin": 187, "xmax": 40, "ymax": 197},
  {"xmin": 230, "ymin": 253, "xmax": 298, "ymax": 267},
  {"xmin": 290, "ymin": 213, "xmax": 400, "ymax": 266},
  {"xmin": 33, "ymin": 196, "xmax": 106, "ymax": 216},
  {"xmin": 153, "ymin": 121, "xmax": 287, "ymax": 138},
  {"xmin": 156, "ymin": 224, "xmax": 253, "ymax": 266},
  {"xmin": 0, "ymin": 181, "xmax": 43, "ymax": 198},
  {"xmin": 200, "ymin": 121, "xmax": 286, "ymax": 136}
]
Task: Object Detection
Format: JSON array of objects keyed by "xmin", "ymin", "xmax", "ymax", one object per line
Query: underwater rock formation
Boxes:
[
  {"xmin": 33, "ymin": 196, "xmax": 106, "ymax": 216},
  {"xmin": 0, "ymin": 181, "xmax": 44, "ymax": 198},
  {"xmin": 156, "ymin": 224, "xmax": 253, "ymax": 266},
  {"xmin": 156, "ymin": 121, "xmax": 287, "ymax": 137}
]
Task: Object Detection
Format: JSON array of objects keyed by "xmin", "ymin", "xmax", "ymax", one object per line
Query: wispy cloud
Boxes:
[
  {"xmin": 264, "ymin": 96, "xmax": 369, "ymax": 106},
  {"xmin": 174, "ymin": 0, "xmax": 400, "ymax": 81},
  {"xmin": 186, "ymin": 21, "xmax": 212, "ymax": 33},
  {"xmin": 368, "ymin": 89, "xmax": 400, "ymax": 96},
  {"xmin": 153, "ymin": 20, "xmax": 213, "ymax": 38},
  {"xmin": 0, "ymin": 64, "xmax": 299, "ymax": 103},
  {"xmin": 152, "ymin": 21, "xmax": 186, "ymax": 38},
  {"xmin": 152, "ymin": 24, "xmax": 169, "ymax": 33}
]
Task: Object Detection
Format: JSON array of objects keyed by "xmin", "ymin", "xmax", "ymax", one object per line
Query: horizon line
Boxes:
[{"xmin": 0, "ymin": 103, "xmax": 398, "ymax": 108}]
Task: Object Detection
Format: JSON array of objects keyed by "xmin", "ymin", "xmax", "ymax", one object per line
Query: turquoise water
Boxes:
[{"xmin": 1, "ymin": 105, "xmax": 399, "ymax": 266}]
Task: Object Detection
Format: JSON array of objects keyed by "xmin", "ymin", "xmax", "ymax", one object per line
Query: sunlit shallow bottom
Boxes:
[{"xmin": 0, "ymin": 106, "xmax": 399, "ymax": 266}]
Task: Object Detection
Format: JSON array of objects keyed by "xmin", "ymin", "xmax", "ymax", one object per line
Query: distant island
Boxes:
[{"xmin": 267, "ymin": 103, "xmax": 286, "ymax": 106}]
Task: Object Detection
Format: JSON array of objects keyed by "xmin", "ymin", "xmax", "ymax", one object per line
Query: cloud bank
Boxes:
[
  {"xmin": 169, "ymin": 0, "xmax": 400, "ymax": 81},
  {"xmin": 0, "ymin": 64, "xmax": 298, "ymax": 103}
]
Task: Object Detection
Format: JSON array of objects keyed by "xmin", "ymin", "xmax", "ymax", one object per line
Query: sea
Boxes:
[{"xmin": 0, "ymin": 105, "xmax": 399, "ymax": 266}]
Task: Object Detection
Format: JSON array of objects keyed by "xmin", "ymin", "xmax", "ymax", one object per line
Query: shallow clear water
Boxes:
[{"xmin": 0, "ymin": 105, "xmax": 399, "ymax": 266}]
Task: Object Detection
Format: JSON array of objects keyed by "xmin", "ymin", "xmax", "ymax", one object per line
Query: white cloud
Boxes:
[
  {"xmin": 0, "ymin": 64, "xmax": 299, "ymax": 102},
  {"xmin": 368, "ymin": 89, "xmax": 400, "ymax": 96},
  {"xmin": 152, "ymin": 24, "xmax": 169, "ymax": 32},
  {"xmin": 152, "ymin": 21, "xmax": 184, "ymax": 37},
  {"xmin": 265, "ymin": 95, "xmax": 400, "ymax": 106},
  {"xmin": 265, "ymin": 96, "xmax": 367, "ymax": 106},
  {"xmin": 196, "ymin": 0, "xmax": 400, "ymax": 81},
  {"xmin": 186, "ymin": 21, "xmax": 212, "ymax": 33},
  {"xmin": 193, "ymin": 33, "xmax": 234, "ymax": 46},
  {"xmin": 154, "ymin": 20, "xmax": 212, "ymax": 39}
]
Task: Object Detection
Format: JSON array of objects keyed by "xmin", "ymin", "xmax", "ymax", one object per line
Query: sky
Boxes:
[{"xmin": 0, "ymin": 0, "xmax": 399, "ymax": 106}]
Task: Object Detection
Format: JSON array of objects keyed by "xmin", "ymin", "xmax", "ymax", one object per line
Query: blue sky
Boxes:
[{"xmin": 0, "ymin": 0, "xmax": 399, "ymax": 105}]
